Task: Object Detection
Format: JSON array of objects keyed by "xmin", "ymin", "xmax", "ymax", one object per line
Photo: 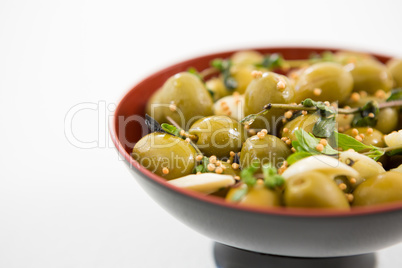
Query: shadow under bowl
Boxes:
[{"xmin": 110, "ymin": 46, "xmax": 402, "ymax": 257}]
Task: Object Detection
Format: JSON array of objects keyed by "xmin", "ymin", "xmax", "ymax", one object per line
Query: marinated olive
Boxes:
[
  {"xmin": 282, "ymin": 113, "xmax": 319, "ymax": 141},
  {"xmin": 132, "ymin": 132, "xmax": 197, "ymax": 180},
  {"xmin": 225, "ymin": 181, "xmax": 281, "ymax": 208},
  {"xmin": 376, "ymin": 107, "xmax": 399, "ymax": 134},
  {"xmin": 146, "ymin": 89, "xmax": 165, "ymax": 124},
  {"xmin": 336, "ymin": 113, "xmax": 354, "ymax": 132},
  {"xmin": 387, "ymin": 58, "xmax": 402, "ymax": 88},
  {"xmin": 240, "ymin": 134, "xmax": 291, "ymax": 169},
  {"xmin": 213, "ymin": 94, "xmax": 244, "ymax": 121},
  {"xmin": 231, "ymin": 50, "xmax": 264, "ymax": 66},
  {"xmin": 334, "ymin": 51, "xmax": 376, "ymax": 65},
  {"xmin": 220, "ymin": 161, "xmax": 241, "ymax": 177},
  {"xmin": 284, "ymin": 171, "xmax": 350, "ymax": 209},
  {"xmin": 343, "ymin": 127, "xmax": 385, "ymax": 147},
  {"xmin": 231, "ymin": 65, "xmax": 255, "ymax": 94},
  {"xmin": 343, "ymin": 59, "xmax": 393, "ymax": 94},
  {"xmin": 353, "ymin": 172, "xmax": 402, "ymax": 206},
  {"xmin": 293, "ymin": 62, "xmax": 353, "ymax": 103},
  {"xmin": 188, "ymin": 115, "xmax": 246, "ymax": 158},
  {"xmin": 244, "ymin": 72, "xmax": 295, "ymax": 129},
  {"xmin": 205, "ymin": 77, "xmax": 231, "ymax": 101},
  {"xmin": 147, "ymin": 72, "xmax": 214, "ymax": 129}
]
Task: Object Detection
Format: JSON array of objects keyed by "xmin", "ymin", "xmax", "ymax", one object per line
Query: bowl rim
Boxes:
[{"xmin": 110, "ymin": 46, "xmax": 402, "ymax": 218}]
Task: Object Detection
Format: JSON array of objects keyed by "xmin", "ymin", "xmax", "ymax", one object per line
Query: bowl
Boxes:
[{"xmin": 110, "ymin": 47, "xmax": 402, "ymax": 257}]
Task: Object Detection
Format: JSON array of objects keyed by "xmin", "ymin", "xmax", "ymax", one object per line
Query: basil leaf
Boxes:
[
  {"xmin": 352, "ymin": 101, "xmax": 379, "ymax": 127},
  {"xmin": 187, "ymin": 67, "xmax": 203, "ymax": 81},
  {"xmin": 258, "ymin": 53, "xmax": 284, "ymax": 69},
  {"xmin": 301, "ymin": 98, "xmax": 335, "ymax": 114},
  {"xmin": 231, "ymin": 186, "xmax": 248, "ymax": 202},
  {"xmin": 161, "ymin": 123, "xmax": 181, "ymax": 137},
  {"xmin": 336, "ymin": 132, "xmax": 372, "ymax": 152},
  {"xmin": 386, "ymin": 148, "xmax": 402, "ymax": 157},
  {"xmin": 211, "ymin": 58, "xmax": 237, "ymax": 91},
  {"xmin": 313, "ymin": 116, "xmax": 336, "ymax": 138},
  {"xmin": 262, "ymin": 164, "xmax": 285, "ymax": 189},
  {"xmin": 294, "ymin": 129, "xmax": 338, "ymax": 155},
  {"xmin": 286, "ymin": 151, "xmax": 314, "ymax": 165},
  {"xmin": 365, "ymin": 150, "xmax": 385, "ymax": 161},
  {"xmin": 192, "ymin": 156, "xmax": 210, "ymax": 174},
  {"xmin": 386, "ymin": 88, "xmax": 402, "ymax": 102},
  {"xmin": 240, "ymin": 160, "xmax": 260, "ymax": 186},
  {"xmin": 145, "ymin": 114, "xmax": 165, "ymax": 134}
]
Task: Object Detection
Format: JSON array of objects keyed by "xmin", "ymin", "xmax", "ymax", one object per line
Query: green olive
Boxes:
[
  {"xmin": 282, "ymin": 113, "xmax": 319, "ymax": 141},
  {"xmin": 147, "ymin": 72, "xmax": 214, "ymax": 129},
  {"xmin": 231, "ymin": 65, "xmax": 255, "ymax": 94},
  {"xmin": 225, "ymin": 182, "xmax": 281, "ymax": 208},
  {"xmin": 334, "ymin": 176, "xmax": 353, "ymax": 193},
  {"xmin": 376, "ymin": 107, "xmax": 399, "ymax": 134},
  {"xmin": 146, "ymin": 89, "xmax": 165, "ymax": 124},
  {"xmin": 188, "ymin": 116, "xmax": 246, "ymax": 158},
  {"xmin": 353, "ymin": 172, "xmax": 402, "ymax": 206},
  {"xmin": 220, "ymin": 161, "xmax": 241, "ymax": 177},
  {"xmin": 240, "ymin": 134, "xmax": 291, "ymax": 169},
  {"xmin": 387, "ymin": 58, "xmax": 402, "ymax": 88},
  {"xmin": 231, "ymin": 50, "xmax": 264, "ymax": 66},
  {"xmin": 344, "ymin": 59, "xmax": 393, "ymax": 94},
  {"xmin": 205, "ymin": 77, "xmax": 231, "ymax": 101},
  {"xmin": 334, "ymin": 51, "xmax": 377, "ymax": 65},
  {"xmin": 132, "ymin": 132, "xmax": 197, "ymax": 180},
  {"xmin": 343, "ymin": 127, "xmax": 385, "ymax": 147},
  {"xmin": 284, "ymin": 171, "xmax": 350, "ymax": 209},
  {"xmin": 244, "ymin": 72, "xmax": 295, "ymax": 129},
  {"xmin": 293, "ymin": 62, "xmax": 353, "ymax": 104},
  {"xmin": 336, "ymin": 113, "xmax": 354, "ymax": 132}
]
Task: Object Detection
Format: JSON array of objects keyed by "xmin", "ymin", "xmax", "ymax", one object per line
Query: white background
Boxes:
[{"xmin": 1, "ymin": 0, "xmax": 402, "ymax": 267}]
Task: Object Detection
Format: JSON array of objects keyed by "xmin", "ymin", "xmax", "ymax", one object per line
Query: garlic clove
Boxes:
[{"xmin": 167, "ymin": 173, "xmax": 235, "ymax": 195}]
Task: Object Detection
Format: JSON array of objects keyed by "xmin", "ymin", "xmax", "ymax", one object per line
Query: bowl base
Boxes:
[{"xmin": 213, "ymin": 242, "xmax": 376, "ymax": 268}]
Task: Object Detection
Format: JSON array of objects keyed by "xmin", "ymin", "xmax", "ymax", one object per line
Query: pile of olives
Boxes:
[{"xmin": 134, "ymin": 50, "xmax": 402, "ymax": 210}]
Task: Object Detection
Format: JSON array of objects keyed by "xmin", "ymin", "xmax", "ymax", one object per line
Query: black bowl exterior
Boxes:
[{"xmin": 123, "ymin": 159, "xmax": 402, "ymax": 257}]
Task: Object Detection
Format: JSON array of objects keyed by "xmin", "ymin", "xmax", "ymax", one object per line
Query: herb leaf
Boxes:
[
  {"xmin": 301, "ymin": 98, "xmax": 337, "ymax": 137},
  {"xmin": 187, "ymin": 67, "xmax": 203, "ymax": 81},
  {"xmin": 302, "ymin": 98, "xmax": 335, "ymax": 114},
  {"xmin": 193, "ymin": 156, "xmax": 210, "ymax": 174},
  {"xmin": 286, "ymin": 151, "xmax": 314, "ymax": 165},
  {"xmin": 231, "ymin": 186, "xmax": 248, "ymax": 202},
  {"xmin": 145, "ymin": 114, "xmax": 165, "ymax": 133},
  {"xmin": 386, "ymin": 88, "xmax": 402, "ymax": 102},
  {"xmin": 240, "ymin": 160, "xmax": 260, "ymax": 186},
  {"xmin": 336, "ymin": 132, "xmax": 373, "ymax": 152},
  {"xmin": 335, "ymin": 132, "xmax": 385, "ymax": 161},
  {"xmin": 211, "ymin": 59, "xmax": 237, "ymax": 91},
  {"xmin": 257, "ymin": 53, "xmax": 284, "ymax": 69},
  {"xmin": 294, "ymin": 129, "xmax": 338, "ymax": 155},
  {"xmin": 352, "ymin": 101, "xmax": 379, "ymax": 127},
  {"xmin": 161, "ymin": 123, "xmax": 181, "ymax": 137},
  {"xmin": 262, "ymin": 164, "xmax": 285, "ymax": 189},
  {"xmin": 313, "ymin": 116, "xmax": 336, "ymax": 138}
]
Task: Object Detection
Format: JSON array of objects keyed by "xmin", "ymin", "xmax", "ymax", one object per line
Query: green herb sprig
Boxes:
[
  {"xmin": 301, "ymin": 98, "xmax": 337, "ymax": 138},
  {"xmin": 351, "ymin": 101, "xmax": 379, "ymax": 127},
  {"xmin": 262, "ymin": 164, "xmax": 285, "ymax": 190},
  {"xmin": 211, "ymin": 59, "xmax": 238, "ymax": 90}
]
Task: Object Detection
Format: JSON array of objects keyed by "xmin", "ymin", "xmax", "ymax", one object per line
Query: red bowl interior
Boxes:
[{"xmin": 110, "ymin": 46, "xmax": 402, "ymax": 218}]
